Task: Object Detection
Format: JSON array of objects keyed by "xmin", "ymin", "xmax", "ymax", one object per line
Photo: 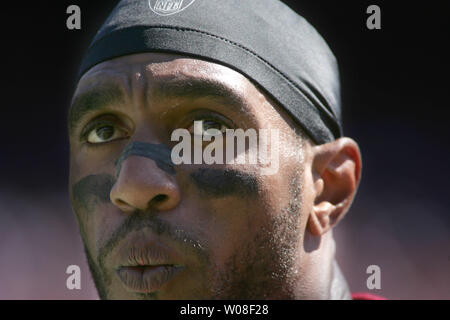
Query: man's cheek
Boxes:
[
  {"xmin": 189, "ymin": 167, "xmax": 261, "ymax": 197},
  {"xmin": 71, "ymin": 174, "xmax": 115, "ymax": 212},
  {"xmin": 70, "ymin": 173, "xmax": 117, "ymax": 248},
  {"xmin": 182, "ymin": 168, "xmax": 267, "ymax": 263}
]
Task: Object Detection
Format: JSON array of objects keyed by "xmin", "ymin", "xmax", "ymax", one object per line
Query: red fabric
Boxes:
[{"xmin": 352, "ymin": 292, "xmax": 387, "ymax": 300}]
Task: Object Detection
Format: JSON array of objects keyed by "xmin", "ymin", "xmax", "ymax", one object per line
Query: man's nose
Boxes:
[{"xmin": 110, "ymin": 154, "xmax": 181, "ymax": 213}]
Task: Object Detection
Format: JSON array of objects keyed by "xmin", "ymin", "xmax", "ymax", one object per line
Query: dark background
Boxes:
[{"xmin": 0, "ymin": 0, "xmax": 449, "ymax": 299}]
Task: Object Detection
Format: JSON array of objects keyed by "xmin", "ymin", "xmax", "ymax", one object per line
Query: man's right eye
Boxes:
[{"xmin": 86, "ymin": 124, "xmax": 128, "ymax": 144}]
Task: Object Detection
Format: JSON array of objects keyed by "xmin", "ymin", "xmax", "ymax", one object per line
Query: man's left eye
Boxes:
[
  {"xmin": 188, "ymin": 119, "xmax": 229, "ymax": 136},
  {"xmin": 87, "ymin": 125, "xmax": 128, "ymax": 144},
  {"xmin": 202, "ymin": 120, "xmax": 228, "ymax": 133}
]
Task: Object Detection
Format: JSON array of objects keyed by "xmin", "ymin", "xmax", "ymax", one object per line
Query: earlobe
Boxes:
[{"xmin": 307, "ymin": 138, "xmax": 362, "ymax": 236}]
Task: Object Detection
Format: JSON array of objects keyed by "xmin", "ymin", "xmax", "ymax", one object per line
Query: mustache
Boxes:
[{"xmin": 97, "ymin": 210, "xmax": 209, "ymax": 272}]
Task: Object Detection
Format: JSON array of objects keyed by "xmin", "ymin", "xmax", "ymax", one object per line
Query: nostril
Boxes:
[
  {"xmin": 147, "ymin": 194, "xmax": 169, "ymax": 209},
  {"xmin": 152, "ymin": 194, "xmax": 168, "ymax": 203},
  {"xmin": 112, "ymin": 197, "xmax": 136, "ymax": 213},
  {"xmin": 115, "ymin": 198, "xmax": 129, "ymax": 207}
]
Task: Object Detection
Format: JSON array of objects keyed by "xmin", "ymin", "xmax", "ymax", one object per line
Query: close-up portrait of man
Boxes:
[
  {"xmin": 0, "ymin": 0, "xmax": 448, "ymax": 303},
  {"xmin": 68, "ymin": 0, "xmax": 362, "ymax": 300}
]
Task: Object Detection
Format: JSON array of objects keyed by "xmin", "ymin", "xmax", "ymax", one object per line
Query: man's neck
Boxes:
[
  {"xmin": 301, "ymin": 230, "xmax": 351, "ymax": 299},
  {"xmin": 329, "ymin": 260, "xmax": 352, "ymax": 299}
]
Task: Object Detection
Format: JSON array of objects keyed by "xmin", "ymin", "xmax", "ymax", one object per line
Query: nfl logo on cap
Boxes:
[{"xmin": 149, "ymin": 0, "xmax": 196, "ymax": 16}]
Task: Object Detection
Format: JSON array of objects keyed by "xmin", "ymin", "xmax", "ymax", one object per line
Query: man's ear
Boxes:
[{"xmin": 307, "ymin": 137, "xmax": 362, "ymax": 236}]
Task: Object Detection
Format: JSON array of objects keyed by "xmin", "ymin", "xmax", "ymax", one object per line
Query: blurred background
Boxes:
[{"xmin": 0, "ymin": 0, "xmax": 449, "ymax": 299}]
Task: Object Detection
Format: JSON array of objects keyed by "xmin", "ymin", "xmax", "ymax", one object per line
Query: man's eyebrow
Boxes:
[
  {"xmin": 68, "ymin": 83, "xmax": 125, "ymax": 133},
  {"xmin": 68, "ymin": 76, "xmax": 248, "ymax": 133}
]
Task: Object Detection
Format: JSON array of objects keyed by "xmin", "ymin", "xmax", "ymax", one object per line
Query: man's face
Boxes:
[{"xmin": 68, "ymin": 52, "xmax": 317, "ymax": 299}]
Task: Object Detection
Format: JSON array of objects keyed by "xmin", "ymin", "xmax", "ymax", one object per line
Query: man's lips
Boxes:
[
  {"xmin": 111, "ymin": 235, "xmax": 186, "ymax": 293},
  {"xmin": 116, "ymin": 264, "xmax": 185, "ymax": 293}
]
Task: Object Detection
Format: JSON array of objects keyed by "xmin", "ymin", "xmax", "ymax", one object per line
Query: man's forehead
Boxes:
[
  {"xmin": 69, "ymin": 53, "xmax": 266, "ymax": 134},
  {"xmin": 76, "ymin": 52, "xmax": 250, "ymax": 95}
]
